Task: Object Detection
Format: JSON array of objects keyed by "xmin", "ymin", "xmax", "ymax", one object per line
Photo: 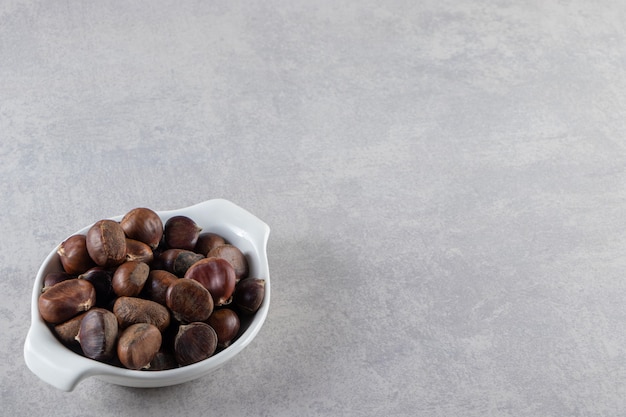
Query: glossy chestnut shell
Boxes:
[
  {"xmin": 57, "ymin": 235, "xmax": 95, "ymax": 275},
  {"xmin": 164, "ymin": 215, "xmax": 201, "ymax": 250},
  {"xmin": 184, "ymin": 257, "xmax": 236, "ymax": 306},
  {"xmin": 117, "ymin": 323, "xmax": 162, "ymax": 370},
  {"xmin": 77, "ymin": 308, "xmax": 118, "ymax": 361},
  {"xmin": 233, "ymin": 278, "xmax": 266, "ymax": 315},
  {"xmin": 120, "ymin": 207, "xmax": 164, "ymax": 250},
  {"xmin": 165, "ymin": 278, "xmax": 214, "ymax": 323},
  {"xmin": 174, "ymin": 322, "xmax": 217, "ymax": 366},
  {"xmin": 38, "ymin": 279, "xmax": 96, "ymax": 324},
  {"xmin": 207, "ymin": 244, "xmax": 249, "ymax": 282},
  {"xmin": 86, "ymin": 220, "xmax": 127, "ymax": 267},
  {"xmin": 206, "ymin": 308, "xmax": 240, "ymax": 348},
  {"xmin": 111, "ymin": 261, "xmax": 150, "ymax": 297}
]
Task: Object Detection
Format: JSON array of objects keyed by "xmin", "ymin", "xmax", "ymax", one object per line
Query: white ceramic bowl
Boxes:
[{"xmin": 24, "ymin": 199, "xmax": 270, "ymax": 391}]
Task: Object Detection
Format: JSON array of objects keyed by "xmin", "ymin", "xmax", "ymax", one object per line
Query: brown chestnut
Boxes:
[
  {"xmin": 112, "ymin": 261, "xmax": 150, "ymax": 297},
  {"xmin": 146, "ymin": 350, "xmax": 178, "ymax": 371},
  {"xmin": 120, "ymin": 207, "xmax": 163, "ymax": 250},
  {"xmin": 77, "ymin": 308, "xmax": 118, "ymax": 361},
  {"xmin": 78, "ymin": 267, "xmax": 115, "ymax": 308},
  {"xmin": 125, "ymin": 238, "xmax": 154, "ymax": 264},
  {"xmin": 233, "ymin": 278, "xmax": 265, "ymax": 315},
  {"xmin": 113, "ymin": 296, "xmax": 171, "ymax": 331},
  {"xmin": 207, "ymin": 244, "xmax": 248, "ymax": 282},
  {"xmin": 184, "ymin": 257, "xmax": 236, "ymax": 306},
  {"xmin": 42, "ymin": 271, "xmax": 74, "ymax": 293},
  {"xmin": 164, "ymin": 216, "xmax": 201, "ymax": 250},
  {"xmin": 194, "ymin": 232, "xmax": 226, "ymax": 255},
  {"xmin": 159, "ymin": 248, "xmax": 204, "ymax": 277},
  {"xmin": 38, "ymin": 278, "xmax": 96, "ymax": 324},
  {"xmin": 86, "ymin": 219, "xmax": 127, "ymax": 267},
  {"xmin": 166, "ymin": 278, "xmax": 214, "ymax": 323},
  {"xmin": 57, "ymin": 234, "xmax": 96, "ymax": 275},
  {"xmin": 206, "ymin": 308, "xmax": 240, "ymax": 348},
  {"xmin": 117, "ymin": 323, "xmax": 162, "ymax": 370},
  {"xmin": 148, "ymin": 246, "xmax": 167, "ymax": 270},
  {"xmin": 53, "ymin": 312, "xmax": 87, "ymax": 351},
  {"xmin": 141, "ymin": 269, "xmax": 178, "ymax": 305},
  {"xmin": 174, "ymin": 322, "xmax": 217, "ymax": 366}
]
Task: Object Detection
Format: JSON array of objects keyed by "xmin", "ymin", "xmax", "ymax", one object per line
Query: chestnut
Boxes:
[
  {"xmin": 194, "ymin": 232, "xmax": 226, "ymax": 255},
  {"xmin": 117, "ymin": 323, "xmax": 162, "ymax": 370},
  {"xmin": 159, "ymin": 248, "xmax": 204, "ymax": 277},
  {"xmin": 164, "ymin": 215, "xmax": 201, "ymax": 250},
  {"xmin": 184, "ymin": 257, "xmax": 236, "ymax": 306},
  {"xmin": 146, "ymin": 350, "xmax": 177, "ymax": 371},
  {"xmin": 120, "ymin": 207, "xmax": 163, "ymax": 250},
  {"xmin": 206, "ymin": 308, "xmax": 240, "ymax": 348},
  {"xmin": 78, "ymin": 267, "xmax": 115, "ymax": 308},
  {"xmin": 38, "ymin": 278, "xmax": 96, "ymax": 324},
  {"xmin": 53, "ymin": 312, "xmax": 87, "ymax": 351},
  {"xmin": 149, "ymin": 245, "xmax": 167, "ymax": 270},
  {"xmin": 77, "ymin": 308, "xmax": 118, "ymax": 361},
  {"xmin": 42, "ymin": 271, "xmax": 74, "ymax": 293},
  {"xmin": 141, "ymin": 269, "xmax": 178, "ymax": 305},
  {"xmin": 57, "ymin": 234, "xmax": 96, "ymax": 275},
  {"xmin": 111, "ymin": 261, "xmax": 150, "ymax": 297},
  {"xmin": 233, "ymin": 278, "xmax": 265, "ymax": 315},
  {"xmin": 174, "ymin": 322, "xmax": 217, "ymax": 366},
  {"xmin": 207, "ymin": 244, "xmax": 249, "ymax": 282},
  {"xmin": 166, "ymin": 278, "xmax": 213, "ymax": 323},
  {"xmin": 86, "ymin": 219, "xmax": 127, "ymax": 267},
  {"xmin": 125, "ymin": 238, "xmax": 154, "ymax": 264},
  {"xmin": 113, "ymin": 296, "xmax": 171, "ymax": 332}
]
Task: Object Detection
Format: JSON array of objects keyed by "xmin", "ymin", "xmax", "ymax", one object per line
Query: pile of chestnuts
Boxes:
[{"xmin": 38, "ymin": 207, "xmax": 266, "ymax": 370}]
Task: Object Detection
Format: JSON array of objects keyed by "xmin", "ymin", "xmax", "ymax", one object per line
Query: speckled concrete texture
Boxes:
[{"xmin": 2, "ymin": 1, "xmax": 626, "ymax": 416}]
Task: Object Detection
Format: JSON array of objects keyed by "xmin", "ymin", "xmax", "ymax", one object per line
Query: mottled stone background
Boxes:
[{"xmin": 2, "ymin": 1, "xmax": 626, "ymax": 416}]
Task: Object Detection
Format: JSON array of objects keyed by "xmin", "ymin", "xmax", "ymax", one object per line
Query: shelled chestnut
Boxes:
[{"xmin": 38, "ymin": 207, "xmax": 266, "ymax": 371}]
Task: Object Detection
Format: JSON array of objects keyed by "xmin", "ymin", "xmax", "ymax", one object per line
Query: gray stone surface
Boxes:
[{"xmin": 2, "ymin": 1, "xmax": 626, "ymax": 415}]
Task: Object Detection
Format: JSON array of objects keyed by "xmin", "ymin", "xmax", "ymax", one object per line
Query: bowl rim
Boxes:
[{"xmin": 24, "ymin": 198, "xmax": 270, "ymax": 391}]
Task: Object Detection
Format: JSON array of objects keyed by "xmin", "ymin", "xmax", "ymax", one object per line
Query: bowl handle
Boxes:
[{"xmin": 24, "ymin": 323, "xmax": 94, "ymax": 391}]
